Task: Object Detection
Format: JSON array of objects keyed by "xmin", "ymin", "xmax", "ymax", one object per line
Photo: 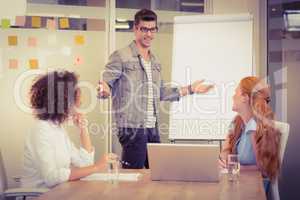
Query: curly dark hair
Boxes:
[{"xmin": 30, "ymin": 70, "xmax": 78, "ymax": 124}]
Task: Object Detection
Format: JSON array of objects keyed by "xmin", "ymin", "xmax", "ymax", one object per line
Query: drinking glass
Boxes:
[
  {"xmin": 227, "ymin": 154, "xmax": 240, "ymax": 181},
  {"xmin": 107, "ymin": 154, "xmax": 119, "ymax": 185}
]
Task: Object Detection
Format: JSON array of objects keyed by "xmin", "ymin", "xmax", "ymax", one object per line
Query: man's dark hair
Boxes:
[
  {"xmin": 134, "ymin": 9, "xmax": 157, "ymax": 26},
  {"xmin": 30, "ymin": 70, "xmax": 78, "ymax": 124}
]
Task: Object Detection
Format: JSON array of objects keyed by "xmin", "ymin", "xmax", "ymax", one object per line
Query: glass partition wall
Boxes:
[{"xmin": 267, "ymin": 0, "xmax": 300, "ymax": 199}]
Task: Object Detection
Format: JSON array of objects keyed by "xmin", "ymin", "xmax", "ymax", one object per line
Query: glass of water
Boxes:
[
  {"xmin": 227, "ymin": 154, "xmax": 240, "ymax": 181},
  {"xmin": 107, "ymin": 154, "xmax": 119, "ymax": 185}
]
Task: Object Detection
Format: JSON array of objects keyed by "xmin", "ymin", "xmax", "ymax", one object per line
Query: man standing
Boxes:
[{"xmin": 98, "ymin": 9, "xmax": 213, "ymax": 169}]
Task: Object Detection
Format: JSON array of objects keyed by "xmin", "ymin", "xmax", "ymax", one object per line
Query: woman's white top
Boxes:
[{"xmin": 21, "ymin": 120, "xmax": 94, "ymax": 188}]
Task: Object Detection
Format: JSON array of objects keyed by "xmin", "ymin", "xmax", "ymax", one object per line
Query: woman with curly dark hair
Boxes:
[{"xmin": 21, "ymin": 70, "xmax": 112, "ymax": 188}]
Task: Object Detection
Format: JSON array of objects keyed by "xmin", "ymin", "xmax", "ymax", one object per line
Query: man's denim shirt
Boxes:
[{"xmin": 103, "ymin": 41, "xmax": 181, "ymax": 128}]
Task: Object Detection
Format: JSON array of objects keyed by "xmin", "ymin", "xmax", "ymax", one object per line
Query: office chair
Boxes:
[
  {"xmin": 270, "ymin": 121, "xmax": 290, "ymax": 200},
  {"xmin": 0, "ymin": 150, "xmax": 48, "ymax": 200}
]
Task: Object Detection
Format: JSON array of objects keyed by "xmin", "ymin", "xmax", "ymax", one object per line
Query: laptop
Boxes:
[{"xmin": 147, "ymin": 143, "xmax": 220, "ymax": 182}]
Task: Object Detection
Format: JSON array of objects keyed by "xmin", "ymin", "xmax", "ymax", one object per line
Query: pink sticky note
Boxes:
[
  {"xmin": 15, "ymin": 16, "xmax": 26, "ymax": 27},
  {"xmin": 9, "ymin": 59, "xmax": 18, "ymax": 69},
  {"xmin": 28, "ymin": 37, "xmax": 37, "ymax": 47},
  {"xmin": 46, "ymin": 19, "xmax": 56, "ymax": 30},
  {"xmin": 74, "ymin": 56, "xmax": 84, "ymax": 66}
]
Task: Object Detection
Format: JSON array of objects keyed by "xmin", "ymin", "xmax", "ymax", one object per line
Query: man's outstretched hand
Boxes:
[
  {"xmin": 97, "ymin": 81, "xmax": 111, "ymax": 98},
  {"xmin": 191, "ymin": 80, "xmax": 214, "ymax": 94}
]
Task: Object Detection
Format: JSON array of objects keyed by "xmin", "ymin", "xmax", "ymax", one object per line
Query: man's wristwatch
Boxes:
[{"xmin": 188, "ymin": 84, "xmax": 194, "ymax": 95}]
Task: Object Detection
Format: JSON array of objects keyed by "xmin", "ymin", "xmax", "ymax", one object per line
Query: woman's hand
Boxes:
[
  {"xmin": 218, "ymin": 156, "xmax": 227, "ymax": 169},
  {"xmin": 72, "ymin": 112, "xmax": 88, "ymax": 131},
  {"xmin": 94, "ymin": 153, "xmax": 118, "ymax": 172},
  {"xmin": 68, "ymin": 153, "xmax": 118, "ymax": 181}
]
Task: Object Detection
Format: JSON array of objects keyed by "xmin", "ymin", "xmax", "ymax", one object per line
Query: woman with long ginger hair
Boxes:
[{"xmin": 219, "ymin": 76, "xmax": 281, "ymax": 193}]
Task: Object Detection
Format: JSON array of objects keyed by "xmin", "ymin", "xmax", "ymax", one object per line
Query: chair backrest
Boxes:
[
  {"xmin": 271, "ymin": 121, "xmax": 290, "ymax": 200},
  {"xmin": 0, "ymin": 149, "xmax": 8, "ymax": 197},
  {"xmin": 274, "ymin": 121, "xmax": 290, "ymax": 164}
]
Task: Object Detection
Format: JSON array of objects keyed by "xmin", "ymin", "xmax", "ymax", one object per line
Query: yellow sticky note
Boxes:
[
  {"xmin": 29, "ymin": 59, "xmax": 39, "ymax": 69},
  {"xmin": 74, "ymin": 35, "xmax": 85, "ymax": 45},
  {"xmin": 1, "ymin": 19, "xmax": 10, "ymax": 29},
  {"xmin": 8, "ymin": 36, "xmax": 18, "ymax": 46},
  {"xmin": 9, "ymin": 59, "xmax": 18, "ymax": 69},
  {"xmin": 31, "ymin": 16, "xmax": 41, "ymax": 28},
  {"xmin": 59, "ymin": 18, "xmax": 69, "ymax": 29}
]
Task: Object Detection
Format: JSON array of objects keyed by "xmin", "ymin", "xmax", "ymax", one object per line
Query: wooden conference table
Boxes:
[{"xmin": 37, "ymin": 169, "xmax": 266, "ymax": 200}]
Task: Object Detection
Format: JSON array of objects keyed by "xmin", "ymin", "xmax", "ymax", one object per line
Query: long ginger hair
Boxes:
[{"xmin": 226, "ymin": 76, "xmax": 281, "ymax": 181}]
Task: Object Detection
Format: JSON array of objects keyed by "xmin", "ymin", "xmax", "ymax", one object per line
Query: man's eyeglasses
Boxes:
[{"xmin": 137, "ymin": 26, "xmax": 158, "ymax": 33}]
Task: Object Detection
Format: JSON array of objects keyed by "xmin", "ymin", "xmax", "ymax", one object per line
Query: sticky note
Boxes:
[
  {"xmin": 61, "ymin": 46, "xmax": 71, "ymax": 56},
  {"xmin": 1, "ymin": 19, "xmax": 10, "ymax": 29},
  {"xmin": 74, "ymin": 56, "xmax": 83, "ymax": 66},
  {"xmin": 87, "ymin": 19, "xmax": 105, "ymax": 31},
  {"xmin": 31, "ymin": 16, "xmax": 41, "ymax": 28},
  {"xmin": 74, "ymin": 35, "xmax": 85, "ymax": 45},
  {"xmin": 8, "ymin": 36, "xmax": 18, "ymax": 46},
  {"xmin": 28, "ymin": 37, "xmax": 37, "ymax": 47},
  {"xmin": 15, "ymin": 16, "xmax": 26, "ymax": 26},
  {"xmin": 46, "ymin": 19, "xmax": 56, "ymax": 30},
  {"xmin": 29, "ymin": 59, "xmax": 39, "ymax": 69},
  {"xmin": 59, "ymin": 18, "xmax": 69, "ymax": 29},
  {"xmin": 9, "ymin": 59, "xmax": 18, "ymax": 69}
]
